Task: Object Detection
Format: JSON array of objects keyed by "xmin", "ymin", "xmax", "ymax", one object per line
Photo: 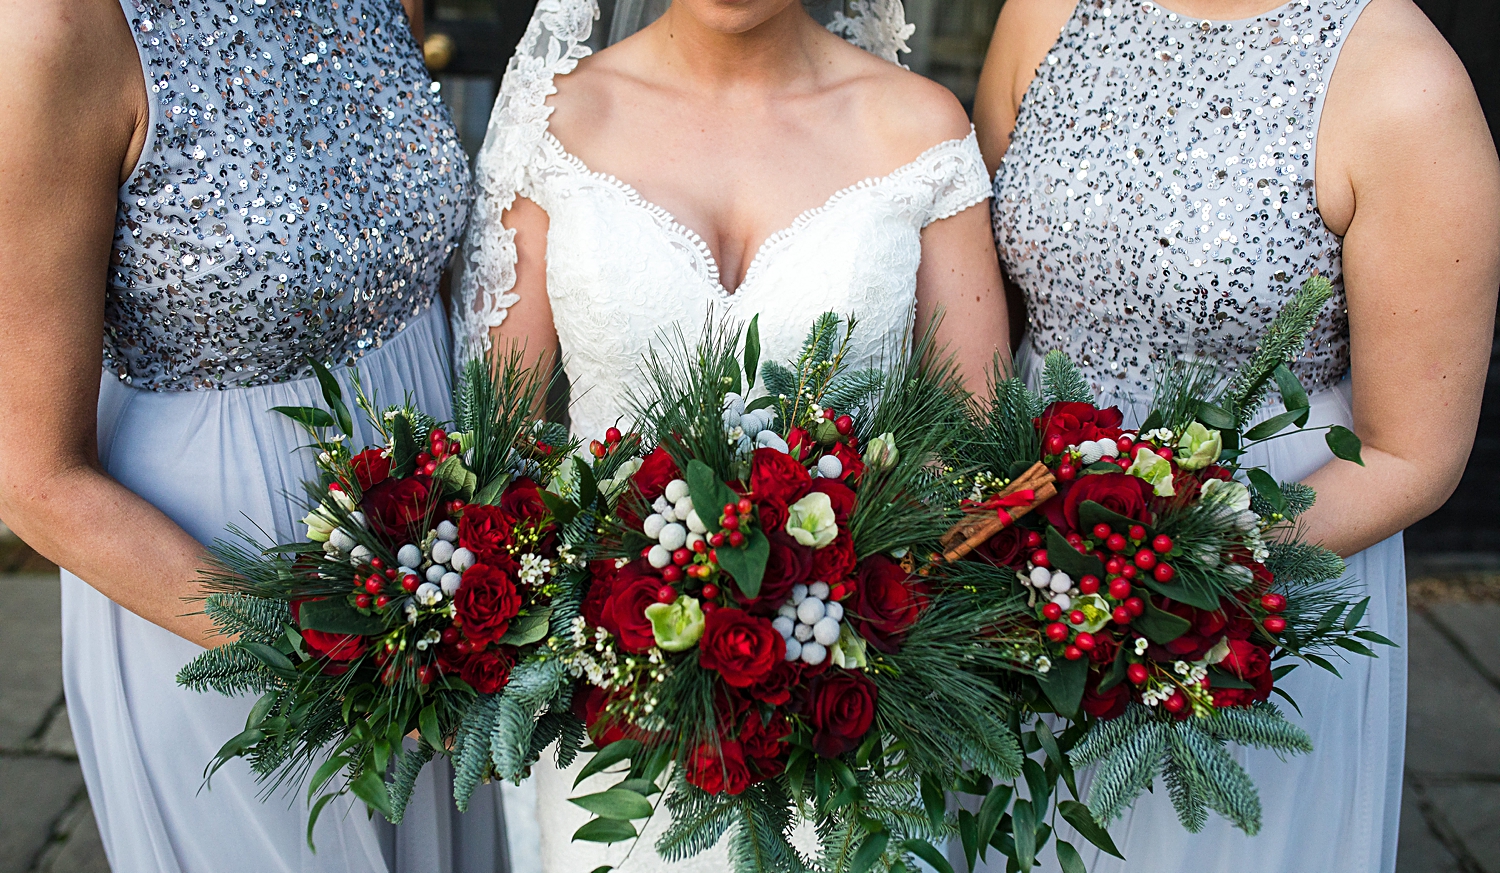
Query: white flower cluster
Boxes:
[
  {"xmin": 519, "ymin": 553, "xmax": 552, "ymax": 588},
  {"xmin": 1075, "ymin": 437, "xmax": 1122, "ymax": 465},
  {"xmin": 773, "ymin": 582, "xmax": 844, "ymax": 665},
  {"xmin": 1140, "ymin": 427, "xmax": 1176, "ymax": 444},
  {"xmin": 564, "ymin": 616, "xmax": 668, "ymax": 711},
  {"xmin": 1021, "ymin": 565, "xmax": 1080, "ymax": 609},
  {"xmin": 643, "ymin": 478, "xmax": 707, "ymax": 567},
  {"xmin": 722, "ymin": 392, "xmax": 789, "ymax": 455}
]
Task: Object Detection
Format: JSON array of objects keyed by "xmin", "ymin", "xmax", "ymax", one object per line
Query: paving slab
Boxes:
[
  {"xmin": 0, "ymin": 757, "xmax": 83, "ymax": 873},
  {"xmin": 33, "ymin": 794, "xmax": 109, "ymax": 873},
  {"xmin": 1424, "ymin": 781, "xmax": 1500, "ymax": 873},
  {"xmin": 1427, "ymin": 602, "xmax": 1500, "ymax": 686},
  {"xmin": 0, "ymin": 575, "xmax": 61, "ymax": 749},
  {"xmin": 1397, "ymin": 781, "xmax": 1464, "ymax": 873},
  {"xmin": 35, "ymin": 709, "xmax": 75, "ymax": 760},
  {"xmin": 1405, "ymin": 612, "xmax": 1500, "ymax": 777}
]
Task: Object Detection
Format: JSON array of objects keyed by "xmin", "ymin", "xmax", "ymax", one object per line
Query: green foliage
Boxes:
[
  {"xmin": 727, "ymin": 781, "xmax": 802, "ymax": 873},
  {"xmin": 452, "ymin": 694, "xmax": 503, "ymax": 811},
  {"xmin": 1150, "ymin": 361, "xmax": 1226, "ymax": 432},
  {"xmin": 657, "ymin": 781, "xmax": 742, "ymax": 863},
  {"xmin": 1250, "ymin": 480, "xmax": 1316, "ymax": 519},
  {"xmin": 177, "ymin": 644, "xmax": 276, "ymax": 696},
  {"xmin": 1040, "ymin": 350, "xmax": 1093, "ymax": 405},
  {"xmin": 1221, "ymin": 276, "xmax": 1335, "ymax": 426},
  {"xmin": 387, "ymin": 742, "xmax": 436, "ymax": 824},
  {"xmin": 491, "ymin": 657, "xmax": 571, "ymax": 781}
]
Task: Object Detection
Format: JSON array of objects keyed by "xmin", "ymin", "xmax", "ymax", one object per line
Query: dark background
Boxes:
[{"xmin": 426, "ymin": 0, "xmax": 1500, "ymax": 556}]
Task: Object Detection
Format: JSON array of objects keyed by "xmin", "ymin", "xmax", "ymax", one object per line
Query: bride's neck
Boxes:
[{"xmin": 647, "ymin": 1, "xmax": 826, "ymax": 90}]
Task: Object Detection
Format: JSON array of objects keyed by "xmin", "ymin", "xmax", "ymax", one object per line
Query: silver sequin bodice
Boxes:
[
  {"xmin": 108, "ymin": 0, "xmax": 470, "ymax": 391},
  {"xmin": 994, "ymin": 0, "xmax": 1367, "ymax": 400}
]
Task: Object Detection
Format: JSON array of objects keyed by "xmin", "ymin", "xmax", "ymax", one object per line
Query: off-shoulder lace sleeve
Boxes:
[
  {"xmin": 451, "ymin": 0, "xmax": 598, "ymax": 363},
  {"xmin": 918, "ymin": 130, "xmax": 992, "ymax": 227},
  {"xmin": 826, "ymin": 0, "xmax": 916, "ymax": 67}
]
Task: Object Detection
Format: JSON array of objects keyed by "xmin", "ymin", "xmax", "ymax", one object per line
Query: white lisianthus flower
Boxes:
[
  {"xmin": 1205, "ymin": 637, "xmax": 1232, "ymax": 665},
  {"xmin": 1126, "ymin": 447, "xmax": 1176, "ymax": 497},
  {"xmin": 597, "ymin": 456, "xmax": 644, "ymax": 501},
  {"xmin": 785, "ymin": 491, "xmax": 838, "ymax": 549},
  {"xmin": 1176, "ymin": 422, "xmax": 1223, "ymax": 471},
  {"xmin": 302, "ymin": 489, "xmax": 356, "ymax": 542},
  {"xmin": 1200, "ymin": 478, "xmax": 1252, "ymax": 512}
]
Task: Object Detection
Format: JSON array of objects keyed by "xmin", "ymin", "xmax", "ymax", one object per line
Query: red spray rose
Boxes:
[
  {"xmin": 741, "ymin": 712, "xmax": 791, "ymax": 779},
  {"xmin": 362, "ymin": 474, "xmax": 440, "ymax": 538},
  {"xmin": 807, "ymin": 670, "xmax": 877, "ymax": 757},
  {"xmin": 292, "ymin": 600, "xmax": 367, "ymax": 661},
  {"xmin": 350, "ymin": 448, "xmax": 391, "ymax": 491},
  {"xmin": 830, "ymin": 442, "xmax": 865, "ymax": 483},
  {"xmin": 632, "ymin": 447, "xmax": 680, "ymax": 502},
  {"xmin": 1035, "ymin": 402, "xmax": 1125, "ymax": 448},
  {"xmin": 500, "ymin": 477, "xmax": 548, "ymax": 523},
  {"xmin": 582, "ymin": 560, "xmax": 619, "ymax": 628},
  {"xmin": 851, "ymin": 556, "xmax": 928, "ymax": 652},
  {"xmin": 698, "ymin": 608, "xmax": 785, "ymax": 688},
  {"xmin": 1160, "ymin": 600, "xmax": 1227, "ymax": 661},
  {"xmin": 810, "ymin": 479, "xmax": 856, "ymax": 522},
  {"xmin": 603, "ymin": 562, "xmax": 665, "ymax": 653},
  {"xmin": 1081, "ymin": 674, "xmax": 1131, "ymax": 719},
  {"xmin": 459, "ymin": 504, "xmax": 517, "ymax": 566},
  {"xmin": 811, "ymin": 531, "xmax": 857, "ymax": 587},
  {"xmin": 454, "ymin": 563, "xmax": 523, "ymax": 646},
  {"xmin": 685, "ymin": 739, "xmax": 752, "ymax": 796},
  {"xmin": 1211, "ymin": 639, "xmax": 1275, "ymax": 707},
  {"xmin": 750, "ymin": 448, "xmax": 813, "ymax": 507},
  {"xmin": 460, "ymin": 645, "xmax": 516, "ymax": 694},
  {"xmin": 1062, "ymin": 472, "xmax": 1153, "ymax": 532},
  {"xmin": 741, "ymin": 658, "xmax": 803, "ymax": 707}
]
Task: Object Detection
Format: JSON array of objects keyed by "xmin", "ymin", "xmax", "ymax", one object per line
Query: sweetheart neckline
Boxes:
[{"xmin": 539, "ymin": 129, "xmax": 978, "ymax": 299}]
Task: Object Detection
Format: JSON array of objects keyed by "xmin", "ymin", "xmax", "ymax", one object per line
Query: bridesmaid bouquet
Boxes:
[
  {"xmin": 940, "ymin": 276, "xmax": 1392, "ymax": 872},
  {"xmin": 178, "ymin": 354, "xmax": 580, "ymax": 839},
  {"xmin": 532, "ymin": 316, "xmax": 1038, "ymax": 873}
]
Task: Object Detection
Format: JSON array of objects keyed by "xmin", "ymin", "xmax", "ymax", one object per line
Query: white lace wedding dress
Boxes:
[{"xmin": 451, "ymin": 2, "xmax": 990, "ymax": 871}]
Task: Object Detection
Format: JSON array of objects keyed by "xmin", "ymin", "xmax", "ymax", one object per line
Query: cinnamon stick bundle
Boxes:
[{"xmin": 938, "ymin": 462, "xmax": 1058, "ymax": 564}]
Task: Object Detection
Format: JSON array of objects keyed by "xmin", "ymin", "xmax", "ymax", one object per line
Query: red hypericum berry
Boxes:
[
  {"xmin": 1264, "ymin": 616, "xmax": 1288, "ymax": 634},
  {"xmin": 1045, "ymin": 622, "xmax": 1070, "ymax": 642},
  {"xmin": 1064, "ymin": 645, "xmax": 1084, "ymax": 661},
  {"xmin": 1066, "ymin": 532, "xmax": 1086, "ymax": 549},
  {"xmin": 728, "ymin": 531, "xmax": 745, "ymax": 548},
  {"xmin": 329, "ymin": 481, "xmax": 344, "ymax": 492},
  {"xmin": 448, "ymin": 439, "xmax": 461, "ymax": 456},
  {"xmin": 1106, "ymin": 533, "xmax": 1128, "ymax": 552},
  {"xmin": 456, "ymin": 638, "xmax": 474, "ymax": 655},
  {"xmin": 1024, "ymin": 530, "xmax": 1044, "ymax": 549},
  {"xmin": 1044, "ymin": 434, "xmax": 1066, "ymax": 455},
  {"xmin": 448, "ymin": 499, "xmax": 466, "ymax": 514},
  {"xmin": 1157, "ymin": 447, "xmax": 1174, "ymax": 461},
  {"xmin": 370, "ymin": 557, "xmax": 385, "ymax": 570},
  {"xmin": 1079, "ymin": 575, "xmax": 1101, "ymax": 594},
  {"xmin": 430, "ymin": 427, "xmax": 447, "ymax": 445},
  {"xmin": 1112, "ymin": 606, "xmax": 1132, "ymax": 624},
  {"xmin": 1125, "ymin": 597, "xmax": 1146, "ymax": 617},
  {"xmin": 1056, "ymin": 463, "xmax": 1077, "ymax": 481},
  {"xmin": 1121, "ymin": 565, "xmax": 1138, "ymax": 579},
  {"xmin": 1031, "ymin": 549, "xmax": 1051, "ymax": 569},
  {"xmin": 1069, "ymin": 609, "xmax": 1087, "ymax": 625},
  {"xmin": 1135, "ymin": 549, "xmax": 1158, "ymax": 570},
  {"xmin": 1108, "ymin": 577, "xmax": 1132, "ymax": 599},
  {"xmin": 820, "ymin": 407, "xmax": 835, "ymax": 420},
  {"xmin": 709, "ymin": 533, "xmax": 726, "ymax": 548},
  {"xmin": 590, "ymin": 440, "xmax": 606, "ymax": 458},
  {"xmin": 1042, "ymin": 602, "xmax": 1064, "ymax": 621},
  {"xmin": 737, "ymin": 497, "xmax": 754, "ymax": 516},
  {"xmin": 721, "ymin": 514, "xmax": 740, "ymax": 530},
  {"xmin": 1105, "ymin": 556, "xmax": 1126, "ymax": 575},
  {"xmin": 661, "ymin": 565, "xmax": 683, "ymax": 584},
  {"xmin": 1152, "ymin": 534, "xmax": 1174, "ymax": 553},
  {"xmin": 534, "ymin": 440, "xmax": 553, "ymax": 454},
  {"xmin": 1128, "ymin": 524, "xmax": 1146, "ymax": 541},
  {"xmin": 375, "ymin": 595, "xmax": 391, "ymax": 609},
  {"xmin": 364, "ymin": 577, "xmax": 384, "ymax": 594},
  {"xmin": 671, "ymin": 548, "xmax": 691, "ymax": 566},
  {"xmin": 402, "ymin": 574, "xmax": 421, "ymax": 593},
  {"xmin": 701, "ymin": 583, "xmax": 720, "ymax": 600},
  {"xmin": 830, "ymin": 583, "xmax": 848, "ymax": 600},
  {"xmin": 441, "ymin": 627, "xmax": 460, "ymax": 645},
  {"xmin": 655, "ymin": 585, "xmax": 677, "ymax": 604},
  {"xmin": 1153, "ymin": 563, "xmax": 1177, "ymax": 583},
  {"xmin": 1117, "ymin": 434, "xmax": 1134, "ymax": 450},
  {"xmin": 1127, "ymin": 663, "xmax": 1149, "ymax": 684},
  {"xmin": 641, "ymin": 546, "xmax": 654, "ymax": 559},
  {"xmin": 1163, "ymin": 691, "xmax": 1186, "ymax": 713},
  {"xmin": 1075, "ymin": 632, "xmax": 1096, "ymax": 651},
  {"xmin": 605, "ymin": 426, "xmax": 623, "ymax": 444},
  {"xmin": 1260, "ymin": 593, "xmax": 1287, "ymax": 613},
  {"xmin": 1093, "ymin": 523, "xmax": 1114, "ymax": 540},
  {"xmin": 416, "ymin": 452, "xmax": 433, "ymax": 467},
  {"xmin": 693, "ymin": 539, "xmax": 708, "ymax": 554},
  {"xmin": 423, "ymin": 460, "xmax": 438, "ymax": 476},
  {"xmin": 384, "ymin": 568, "xmax": 398, "ymax": 580},
  {"xmin": 835, "ymin": 415, "xmax": 854, "ymax": 436},
  {"xmin": 355, "ymin": 594, "xmax": 372, "ymax": 609},
  {"xmin": 701, "ymin": 602, "xmax": 718, "ymax": 614},
  {"xmin": 417, "ymin": 665, "xmax": 437, "ymax": 684}
]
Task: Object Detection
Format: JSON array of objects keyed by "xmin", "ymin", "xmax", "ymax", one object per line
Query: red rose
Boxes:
[
  {"xmin": 1035, "ymin": 402, "xmax": 1125, "ymax": 448},
  {"xmin": 583, "ymin": 560, "xmax": 619, "ymax": 628},
  {"xmin": 1062, "ymin": 472, "xmax": 1153, "ymax": 532},
  {"xmin": 811, "ymin": 530, "xmax": 857, "ymax": 586},
  {"xmin": 603, "ymin": 561, "xmax": 665, "ymax": 653},
  {"xmin": 750, "ymin": 448, "xmax": 812, "ymax": 506},
  {"xmin": 500, "ymin": 477, "xmax": 548, "ymax": 522},
  {"xmin": 1081, "ymin": 675, "xmax": 1131, "ymax": 719},
  {"xmin": 851, "ymin": 556, "xmax": 928, "ymax": 652},
  {"xmin": 739, "ymin": 533, "xmax": 811, "ymax": 614},
  {"xmin": 685, "ymin": 739, "xmax": 752, "ymax": 796},
  {"xmin": 976, "ymin": 524, "xmax": 1028, "ymax": 568},
  {"xmin": 350, "ymin": 448, "xmax": 392, "ymax": 491},
  {"xmin": 1172, "ymin": 469, "xmax": 1204, "ymax": 504},
  {"xmin": 453, "ymin": 563, "xmax": 523, "ymax": 646},
  {"xmin": 459, "ymin": 504, "xmax": 516, "ymax": 566},
  {"xmin": 1211, "ymin": 641, "xmax": 1275, "ymax": 707},
  {"xmin": 698, "ymin": 608, "xmax": 785, "ymax": 687},
  {"xmin": 830, "ymin": 442, "xmax": 865, "ymax": 483},
  {"xmin": 1160, "ymin": 600, "xmax": 1223, "ymax": 661},
  {"xmin": 785, "ymin": 428, "xmax": 813, "ymax": 461},
  {"xmin": 362, "ymin": 474, "xmax": 440, "ymax": 538},
  {"xmin": 810, "ymin": 480, "xmax": 856, "ymax": 522},
  {"xmin": 740, "ymin": 712, "xmax": 791, "ymax": 779},
  {"xmin": 574, "ymin": 684, "xmax": 647, "ymax": 747},
  {"xmin": 460, "ymin": 645, "xmax": 516, "ymax": 694},
  {"xmin": 807, "ymin": 670, "xmax": 877, "ymax": 757},
  {"xmin": 633, "ymin": 447, "xmax": 680, "ymax": 502},
  {"xmin": 741, "ymin": 658, "xmax": 803, "ymax": 707},
  {"xmin": 292, "ymin": 600, "xmax": 368, "ymax": 661}
]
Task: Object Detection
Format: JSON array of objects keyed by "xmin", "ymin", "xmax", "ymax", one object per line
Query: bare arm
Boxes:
[
  {"xmin": 1297, "ymin": 0, "xmax": 1500, "ymax": 556},
  {"xmin": 972, "ymin": 0, "xmax": 1076, "ymax": 175},
  {"xmin": 916, "ymin": 202, "xmax": 1010, "ymax": 391},
  {"xmin": 0, "ymin": 1, "xmax": 218, "ymax": 644},
  {"xmin": 401, "ymin": 0, "xmax": 424, "ymax": 42},
  {"xmin": 486, "ymin": 195, "xmax": 561, "ymax": 375}
]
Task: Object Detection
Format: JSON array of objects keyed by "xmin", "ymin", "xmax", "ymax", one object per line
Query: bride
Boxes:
[{"xmin": 453, "ymin": 0, "xmax": 1009, "ymax": 868}]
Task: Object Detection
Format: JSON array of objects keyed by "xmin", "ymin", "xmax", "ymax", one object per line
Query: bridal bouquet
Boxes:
[
  {"xmin": 939, "ymin": 277, "xmax": 1391, "ymax": 871},
  {"xmin": 532, "ymin": 316, "xmax": 1037, "ymax": 873},
  {"xmin": 178, "ymin": 355, "xmax": 580, "ymax": 838}
]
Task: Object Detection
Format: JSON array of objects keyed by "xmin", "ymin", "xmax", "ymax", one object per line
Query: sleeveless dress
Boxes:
[
  {"xmin": 990, "ymin": 1, "xmax": 1405, "ymax": 871},
  {"xmin": 60, "ymin": 3, "xmax": 506, "ymax": 871},
  {"xmin": 454, "ymin": 7, "xmax": 992, "ymax": 870}
]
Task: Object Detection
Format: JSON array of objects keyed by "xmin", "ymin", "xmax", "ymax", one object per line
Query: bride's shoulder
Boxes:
[{"xmin": 821, "ymin": 39, "xmax": 974, "ymax": 165}]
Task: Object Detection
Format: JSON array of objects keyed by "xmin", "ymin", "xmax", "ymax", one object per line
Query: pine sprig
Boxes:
[
  {"xmin": 176, "ymin": 645, "xmax": 275, "ymax": 696},
  {"xmin": 1221, "ymin": 276, "xmax": 1335, "ymax": 425},
  {"xmin": 1040, "ymin": 350, "xmax": 1094, "ymax": 405},
  {"xmin": 388, "ymin": 742, "xmax": 436, "ymax": 824},
  {"xmin": 657, "ymin": 780, "xmax": 740, "ymax": 862},
  {"xmin": 452, "ymin": 694, "xmax": 503, "ymax": 811}
]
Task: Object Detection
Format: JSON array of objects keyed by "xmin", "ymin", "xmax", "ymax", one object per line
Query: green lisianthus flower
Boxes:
[
  {"xmin": 1126, "ymin": 447, "xmax": 1176, "ymax": 497},
  {"xmin": 644, "ymin": 595, "xmax": 705, "ymax": 652},
  {"xmin": 1176, "ymin": 422, "xmax": 1223, "ymax": 471},
  {"xmin": 786, "ymin": 491, "xmax": 838, "ymax": 549}
]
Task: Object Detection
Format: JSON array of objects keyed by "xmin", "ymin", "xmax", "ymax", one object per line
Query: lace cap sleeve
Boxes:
[
  {"xmin": 914, "ymin": 129, "xmax": 992, "ymax": 228},
  {"xmin": 452, "ymin": 0, "xmax": 598, "ymax": 363}
]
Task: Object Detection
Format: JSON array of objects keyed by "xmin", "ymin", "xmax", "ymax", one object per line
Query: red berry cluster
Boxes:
[{"xmin": 590, "ymin": 426, "xmax": 626, "ymax": 459}]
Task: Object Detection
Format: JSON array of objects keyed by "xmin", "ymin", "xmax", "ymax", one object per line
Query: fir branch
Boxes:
[
  {"xmin": 657, "ymin": 781, "xmax": 739, "ymax": 862},
  {"xmin": 1221, "ymin": 276, "xmax": 1335, "ymax": 425},
  {"xmin": 453, "ymin": 694, "xmax": 503, "ymax": 810},
  {"xmin": 1175, "ymin": 720, "xmax": 1262, "ymax": 834},
  {"xmin": 1203, "ymin": 702, "xmax": 1312, "ymax": 753},
  {"xmin": 388, "ymin": 742, "xmax": 436, "ymax": 824},
  {"xmin": 1150, "ymin": 361, "xmax": 1227, "ymax": 432},
  {"xmin": 176, "ymin": 645, "xmax": 275, "ymax": 696},
  {"xmin": 1040, "ymin": 350, "xmax": 1093, "ymax": 405}
]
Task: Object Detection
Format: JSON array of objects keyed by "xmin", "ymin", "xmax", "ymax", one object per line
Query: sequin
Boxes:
[
  {"xmin": 107, "ymin": 0, "xmax": 470, "ymax": 391},
  {"xmin": 993, "ymin": 0, "xmax": 1358, "ymax": 401}
]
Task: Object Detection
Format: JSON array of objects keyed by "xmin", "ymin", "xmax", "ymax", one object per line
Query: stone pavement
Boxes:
[{"xmin": 1, "ymin": 546, "xmax": 1496, "ymax": 872}]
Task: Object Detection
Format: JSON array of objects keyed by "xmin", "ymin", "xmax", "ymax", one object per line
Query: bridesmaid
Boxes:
[
  {"xmin": 973, "ymin": 0, "xmax": 1498, "ymax": 871},
  {"xmin": 0, "ymin": 1, "xmax": 505, "ymax": 871}
]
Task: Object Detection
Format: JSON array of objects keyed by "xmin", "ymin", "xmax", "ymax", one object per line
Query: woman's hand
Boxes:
[{"xmin": 0, "ymin": 1, "xmax": 219, "ymax": 645}]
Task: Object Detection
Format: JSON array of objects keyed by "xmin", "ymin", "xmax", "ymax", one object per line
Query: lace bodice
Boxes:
[
  {"xmin": 993, "ymin": 0, "xmax": 1368, "ymax": 402},
  {"xmin": 529, "ymin": 130, "xmax": 989, "ymax": 438},
  {"xmin": 108, "ymin": 0, "xmax": 469, "ymax": 391}
]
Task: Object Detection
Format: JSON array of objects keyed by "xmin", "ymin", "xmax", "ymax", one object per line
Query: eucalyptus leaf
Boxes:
[
  {"xmin": 743, "ymin": 314, "xmax": 761, "ymax": 393},
  {"xmin": 1196, "ymin": 402, "xmax": 1237, "ymax": 431},
  {"xmin": 308, "ymin": 359, "xmax": 353, "ymax": 436},
  {"xmin": 570, "ymin": 788, "xmax": 654, "ymax": 820},
  {"xmin": 271, "ymin": 406, "xmax": 336, "ymax": 430},
  {"xmin": 1056, "ymin": 840, "xmax": 1088, "ymax": 873},
  {"xmin": 1045, "ymin": 527, "xmax": 1104, "ymax": 582},
  {"xmin": 851, "ymin": 829, "xmax": 890, "ymax": 873},
  {"xmin": 1272, "ymin": 364, "xmax": 1310, "ymax": 425},
  {"xmin": 298, "ymin": 598, "xmax": 386, "ymax": 636},
  {"xmin": 1133, "ymin": 597, "xmax": 1192, "ymax": 643},
  {"xmin": 1058, "ymin": 800, "xmax": 1124, "ymax": 859},
  {"xmin": 1013, "ymin": 800, "xmax": 1037, "ymax": 871},
  {"xmin": 1247, "ymin": 468, "xmax": 1286, "ymax": 514},
  {"xmin": 1037, "ymin": 652, "xmax": 1088, "ymax": 718},
  {"xmin": 715, "ymin": 528, "xmax": 769, "ymax": 599},
  {"xmin": 1326, "ymin": 425, "xmax": 1364, "ymax": 465},
  {"xmin": 574, "ymin": 739, "xmax": 641, "ymax": 787},
  {"xmin": 572, "ymin": 818, "xmax": 637, "ymax": 843},
  {"xmin": 901, "ymin": 839, "xmax": 957, "ymax": 873},
  {"xmin": 499, "ymin": 608, "xmax": 553, "ymax": 646},
  {"xmin": 1244, "ymin": 408, "xmax": 1306, "ymax": 441}
]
